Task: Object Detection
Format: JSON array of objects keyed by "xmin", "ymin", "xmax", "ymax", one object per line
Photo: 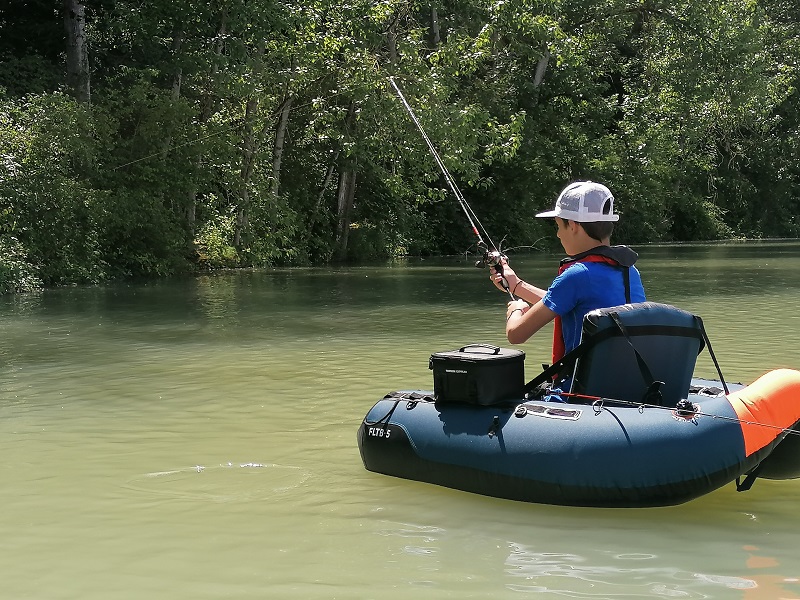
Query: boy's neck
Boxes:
[{"xmin": 572, "ymin": 237, "xmax": 610, "ymax": 255}]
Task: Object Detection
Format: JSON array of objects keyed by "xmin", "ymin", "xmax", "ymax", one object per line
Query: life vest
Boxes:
[{"xmin": 551, "ymin": 246, "xmax": 636, "ymax": 365}]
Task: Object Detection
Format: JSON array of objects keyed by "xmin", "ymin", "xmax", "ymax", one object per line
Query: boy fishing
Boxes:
[{"xmin": 490, "ymin": 181, "xmax": 646, "ymax": 380}]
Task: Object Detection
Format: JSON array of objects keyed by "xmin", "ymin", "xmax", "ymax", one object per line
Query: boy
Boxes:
[{"xmin": 491, "ymin": 181, "xmax": 646, "ymax": 368}]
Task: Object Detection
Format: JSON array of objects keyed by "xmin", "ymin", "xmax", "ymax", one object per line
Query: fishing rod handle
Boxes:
[{"xmin": 483, "ymin": 259, "xmax": 514, "ymax": 298}]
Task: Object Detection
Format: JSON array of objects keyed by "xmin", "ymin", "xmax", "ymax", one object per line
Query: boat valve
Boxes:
[{"xmin": 674, "ymin": 398, "xmax": 699, "ymax": 420}]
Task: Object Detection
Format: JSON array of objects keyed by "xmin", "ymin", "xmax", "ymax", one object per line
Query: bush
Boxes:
[{"xmin": 0, "ymin": 236, "xmax": 41, "ymax": 294}]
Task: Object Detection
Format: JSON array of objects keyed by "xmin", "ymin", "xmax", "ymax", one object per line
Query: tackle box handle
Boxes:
[{"xmin": 458, "ymin": 343, "xmax": 501, "ymax": 355}]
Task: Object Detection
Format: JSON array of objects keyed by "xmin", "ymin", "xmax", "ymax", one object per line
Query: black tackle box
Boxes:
[{"xmin": 429, "ymin": 343, "xmax": 525, "ymax": 405}]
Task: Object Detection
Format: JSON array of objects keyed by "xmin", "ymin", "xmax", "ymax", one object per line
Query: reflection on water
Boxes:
[
  {"xmin": 2, "ymin": 241, "xmax": 800, "ymax": 599},
  {"xmin": 364, "ymin": 495, "xmax": 800, "ymax": 599},
  {"xmin": 503, "ymin": 542, "xmax": 762, "ymax": 596}
]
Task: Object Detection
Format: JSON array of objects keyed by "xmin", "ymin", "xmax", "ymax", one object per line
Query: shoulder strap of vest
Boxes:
[
  {"xmin": 561, "ymin": 245, "xmax": 638, "ymax": 269},
  {"xmin": 623, "ymin": 267, "xmax": 631, "ymax": 303},
  {"xmin": 563, "ymin": 248, "xmax": 633, "ymax": 303}
]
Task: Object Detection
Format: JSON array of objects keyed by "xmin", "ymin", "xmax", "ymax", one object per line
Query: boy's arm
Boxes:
[
  {"xmin": 490, "ymin": 260, "xmax": 548, "ymax": 302},
  {"xmin": 505, "ymin": 300, "xmax": 557, "ymax": 345}
]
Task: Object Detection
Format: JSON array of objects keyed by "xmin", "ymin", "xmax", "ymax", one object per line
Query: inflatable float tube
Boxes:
[
  {"xmin": 357, "ymin": 370, "xmax": 800, "ymax": 507},
  {"xmin": 358, "ymin": 302, "xmax": 800, "ymax": 507}
]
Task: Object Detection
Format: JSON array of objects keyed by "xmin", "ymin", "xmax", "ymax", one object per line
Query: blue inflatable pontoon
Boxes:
[{"xmin": 357, "ymin": 303, "xmax": 800, "ymax": 507}]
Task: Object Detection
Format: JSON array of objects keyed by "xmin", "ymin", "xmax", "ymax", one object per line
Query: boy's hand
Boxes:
[
  {"xmin": 490, "ymin": 258, "xmax": 519, "ymax": 294},
  {"xmin": 506, "ymin": 299, "xmax": 529, "ymax": 320}
]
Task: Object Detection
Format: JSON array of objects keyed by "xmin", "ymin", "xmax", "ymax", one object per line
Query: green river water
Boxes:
[{"xmin": 1, "ymin": 241, "xmax": 800, "ymax": 599}]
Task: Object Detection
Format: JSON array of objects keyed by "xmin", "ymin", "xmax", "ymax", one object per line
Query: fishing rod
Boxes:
[{"xmin": 388, "ymin": 76, "xmax": 514, "ymax": 298}]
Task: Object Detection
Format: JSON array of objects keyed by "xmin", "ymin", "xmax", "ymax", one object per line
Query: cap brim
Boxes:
[{"xmin": 535, "ymin": 209, "xmax": 619, "ymax": 222}]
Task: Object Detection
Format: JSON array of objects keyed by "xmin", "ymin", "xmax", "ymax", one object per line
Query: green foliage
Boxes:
[
  {"xmin": 0, "ymin": 236, "xmax": 41, "ymax": 294},
  {"xmin": 1, "ymin": 0, "xmax": 799, "ymax": 293},
  {"xmin": 195, "ymin": 208, "xmax": 238, "ymax": 269},
  {"xmin": 0, "ymin": 93, "xmax": 104, "ymax": 285},
  {"xmin": 0, "ymin": 54, "xmax": 61, "ymax": 97}
]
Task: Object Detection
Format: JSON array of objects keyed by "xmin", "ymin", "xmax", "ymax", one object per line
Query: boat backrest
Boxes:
[{"xmin": 569, "ymin": 302, "xmax": 705, "ymax": 407}]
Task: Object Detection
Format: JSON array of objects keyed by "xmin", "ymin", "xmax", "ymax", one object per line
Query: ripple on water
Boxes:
[
  {"xmin": 123, "ymin": 462, "xmax": 311, "ymax": 503},
  {"xmin": 693, "ymin": 572, "xmax": 757, "ymax": 589}
]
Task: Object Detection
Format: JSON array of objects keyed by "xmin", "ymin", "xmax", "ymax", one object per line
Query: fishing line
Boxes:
[
  {"xmin": 388, "ymin": 78, "xmax": 485, "ymax": 241},
  {"xmin": 112, "ymin": 120, "xmax": 244, "ymax": 170},
  {"xmin": 112, "ymin": 87, "xmax": 355, "ymax": 171},
  {"xmin": 558, "ymin": 391, "xmax": 800, "ymax": 436},
  {"xmin": 502, "ymin": 239, "xmax": 549, "ymax": 254},
  {"xmin": 388, "ymin": 76, "xmax": 514, "ymax": 298}
]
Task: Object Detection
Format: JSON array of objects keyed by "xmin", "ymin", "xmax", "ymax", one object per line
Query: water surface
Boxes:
[{"xmin": 1, "ymin": 241, "xmax": 800, "ymax": 599}]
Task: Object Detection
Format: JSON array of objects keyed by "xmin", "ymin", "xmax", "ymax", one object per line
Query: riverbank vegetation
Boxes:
[{"xmin": 1, "ymin": 0, "xmax": 798, "ymax": 293}]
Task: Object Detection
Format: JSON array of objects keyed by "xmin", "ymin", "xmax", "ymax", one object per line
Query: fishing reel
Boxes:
[
  {"xmin": 475, "ymin": 249, "xmax": 506, "ymax": 270},
  {"xmin": 475, "ymin": 245, "xmax": 516, "ymax": 297}
]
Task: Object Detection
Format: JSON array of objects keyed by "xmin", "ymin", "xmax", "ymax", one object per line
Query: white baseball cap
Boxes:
[{"xmin": 535, "ymin": 181, "xmax": 619, "ymax": 222}]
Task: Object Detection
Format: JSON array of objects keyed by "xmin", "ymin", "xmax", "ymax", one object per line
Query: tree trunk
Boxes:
[
  {"xmin": 429, "ymin": 6, "xmax": 441, "ymax": 48},
  {"xmin": 309, "ymin": 150, "xmax": 340, "ymax": 231},
  {"xmin": 63, "ymin": 0, "xmax": 90, "ymax": 104},
  {"xmin": 234, "ymin": 95, "xmax": 259, "ymax": 248},
  {"xmin": 270, "ymin": 97, "xmax": 293, "ymax": 199},
  {"xmin": 270, "ymin": 59, "xmax": 296, "ymax": 201},
  {"xmin": 170, "ymin": 29, "xmax": 183, "ymax": 101},
  {"xmin": 386, "ymin": 22, "xmax": 398, "ymax": 63},
  {"xmin": 533, "ymin": 48, "xmax": 550, "ymax": 87},
  {"xmin": 187, "ymin": 12, "xmax": 227, "ymax": 236},
  {"xmin": 233, "ymin": 39, "xmax": 266, "ymax": 249},
  {"xmin": 198, "ymin": 12, "xmax": 227, "ymax": 125},
  {"xmin": 333, "ymin": 102, "xmax": 358, "ymax": 260},
  {"xmin": 334, "ymin": 168, "xmax": 357, "ymax": 260},
  {"xmin": 161, "ymin": 29, "xmax": 184, "ymax": 162}
]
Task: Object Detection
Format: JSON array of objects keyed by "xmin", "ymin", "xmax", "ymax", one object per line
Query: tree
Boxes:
[
  {"xmin": 3, "ymin": 0, "xmax": 800, "ymax": 294},
  {"xmin": 64, "ymin": 0, "xmax": 91, "ymax": 103}
]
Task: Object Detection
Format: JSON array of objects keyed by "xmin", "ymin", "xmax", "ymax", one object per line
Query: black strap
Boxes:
[
  {"xmin": 523, "ymin": 318, "xmax": 706, "ymax": 397},
  {"xmin": 364, "ymin": 399, "xmax": 403, "ymax": 430},
  {"xmin": 609, "ymin": 313, "xmax": 656, "ymax": 382},
  {"xmin": 623, "ymin": 267, "xmax": 631, "ymax": 304},
  {"xmin": 523, "ymin": 334, "xmax": 600, "ymax": 393},
  {"xmin": 736, "ymin": 464, "xmax": 761, "ymax": 492},
  {"xmin": 524, "ymin": 312, "xmax": 663, "ymax": 394},
  {"xmin": 694, "ymin": 315, "xmax": 729, "ymax": 395},
  {"xmin": 525, "ymin": 266, "xmax": 631, "ymax": 394}
]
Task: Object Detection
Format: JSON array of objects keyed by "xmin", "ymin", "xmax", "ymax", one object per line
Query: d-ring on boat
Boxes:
[{"xmin": 357, "ymin": 302, "xmax": 800, "ymax": 507}]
